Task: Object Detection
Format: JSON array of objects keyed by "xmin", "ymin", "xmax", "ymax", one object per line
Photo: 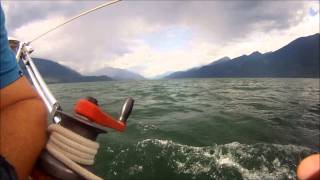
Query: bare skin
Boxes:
[
  {"xmin": 0, "ymin": 76, "xmax": 47, "ymax": 179},
  {"xmin": 297, "ymin": 154, "xmax": 320, "ymax": 180}
]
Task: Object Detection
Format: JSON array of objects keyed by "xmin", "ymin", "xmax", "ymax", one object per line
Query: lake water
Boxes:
[{"xmin": 49, "ymin": 78, "xmax": 320, "ymax": 180}]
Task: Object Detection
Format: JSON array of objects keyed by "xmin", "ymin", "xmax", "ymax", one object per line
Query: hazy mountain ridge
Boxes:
[
  {"xmin": 20, "ymin": 34, "xmax": 319, "ymax": 82},
  {"xmin": 168, "ymin": 57, "xmax": 231, "ymax": 78},
  {"xmin": 90, "ymin": 66, "xmax": 145, "ymax": 80},
  {"xmin": 21, "ymin": 58, "xmax": 112, "ymax": 84},
  {"xmin": 166, "ymin": 33, "xmax": 320, "ymax": 79}
]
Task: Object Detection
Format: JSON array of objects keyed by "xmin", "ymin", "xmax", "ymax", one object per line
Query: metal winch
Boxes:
[
  {"xmin": 8, "ymin": 2, "xmax": 128, "ymax": 179},
  {"xmin": 37, "ymin": 96, "xmax": 133, "ymax": 180},
  {"xmin": 9, "ymin": 34, "xmax": 134, "ymax": 180}
]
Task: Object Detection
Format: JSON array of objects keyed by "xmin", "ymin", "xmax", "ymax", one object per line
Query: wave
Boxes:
[{"xmin": 95, "ymin": 139, "xmax": 315, "ymax": 180}]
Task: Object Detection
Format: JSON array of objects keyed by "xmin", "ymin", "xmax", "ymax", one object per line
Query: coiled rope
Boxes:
[{"xmin": 46, "ymin": 124, "xmax": 102, "ymax": 180}]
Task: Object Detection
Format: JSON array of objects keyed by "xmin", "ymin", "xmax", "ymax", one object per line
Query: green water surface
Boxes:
[{"xmin": 49, "ymin": 78, "xmax": 320, "ymax": 180}]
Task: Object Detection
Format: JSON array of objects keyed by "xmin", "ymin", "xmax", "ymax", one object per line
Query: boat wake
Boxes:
[{"xmin": 95, "ymin": 139, "xmax": 315, "ymax": 180}]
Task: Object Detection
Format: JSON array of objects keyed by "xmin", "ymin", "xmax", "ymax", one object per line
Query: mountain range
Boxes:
[
  {"xmin": 166, "ymin": 33, "xmax": 319, "ymax": 79},
  {"xmin": 20, "ymin": 58, "xmax": 145, "ymax": 83},
  {"xmin": 21, "ymin": 33, "xmax": 319, "ymax": 83},
  {"xmin": 20, "ymin": 58, "xmax": 112, "ymax": 84},
  {"xmin": 89, "ymin": 66, "xmax": 145, "ymax": 80}
]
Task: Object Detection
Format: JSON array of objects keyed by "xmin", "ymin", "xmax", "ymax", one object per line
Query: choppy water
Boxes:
[{"xmin": 49, "ymin": 78, "xmax": 320, "ymax": 180}]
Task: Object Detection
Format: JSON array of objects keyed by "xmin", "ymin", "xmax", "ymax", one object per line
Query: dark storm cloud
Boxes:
[
  {"xmin": 3, "ymin": 1, "xmax": 98, "ymax": 31},
  {"xmin": 4, "ymin": 1, "xmax": 307, "ymax": 37},
  {"xmin": 173, "ymin": 1, "xmax": 307, "ymax": 42},
  {"xmin": 1, "ymin": 0, "xmax": 314, "ymax": 76}
]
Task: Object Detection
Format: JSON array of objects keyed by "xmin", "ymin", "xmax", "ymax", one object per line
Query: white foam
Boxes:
[
  {"xmin": 128, "ymin": 165, "xmax": 143, "ymax": 175},
  {"xmin": 136, "ymin": 139, "xmax": 314, "ymax": 180}
]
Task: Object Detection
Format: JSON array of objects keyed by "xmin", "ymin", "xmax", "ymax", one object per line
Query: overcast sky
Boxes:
[{"xmin": 2, "ymin": 0, "xmax": 319, "ymax": 78}]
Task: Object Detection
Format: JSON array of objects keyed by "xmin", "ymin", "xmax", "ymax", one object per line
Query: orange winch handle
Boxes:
[{"xmin": 74, "ymin": 99, "xmax": 126, "ymax": 132}]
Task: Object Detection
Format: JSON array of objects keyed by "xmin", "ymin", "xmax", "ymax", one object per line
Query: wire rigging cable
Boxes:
[{"xmin": 29, "ymin": 0, "xmax": 122, "ymax": 43}]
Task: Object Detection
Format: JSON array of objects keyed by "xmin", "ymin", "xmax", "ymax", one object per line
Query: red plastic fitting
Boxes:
[{"xmin": 74, "ymin": 99, "xmax": 126, "ymax": 132}]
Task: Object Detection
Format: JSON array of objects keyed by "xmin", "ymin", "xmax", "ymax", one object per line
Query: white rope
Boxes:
[
  {"xmin": 48, "ymin": 124, "xmax": 99, "ymax": 149},
  {"xmin": 46, "ymin": 124, "xmax": 102, "ymax": 180},
  {"xmin": 50, "ymin": 133, "xmax": 97, "ymax": 156}
]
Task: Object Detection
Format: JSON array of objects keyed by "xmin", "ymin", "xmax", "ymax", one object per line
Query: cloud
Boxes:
[
  {"xmin": 3, "ymin": 1, "xmax": 95, "ymax": 31},
  {"xmin": 2, "ymin": 0, "xmax": 319, "ymax": 78}
]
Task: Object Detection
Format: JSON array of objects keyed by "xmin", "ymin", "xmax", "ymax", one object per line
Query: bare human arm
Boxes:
[{"xmin": 0, "ymin": 76, "xmax": 47, "ymax": 179}]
